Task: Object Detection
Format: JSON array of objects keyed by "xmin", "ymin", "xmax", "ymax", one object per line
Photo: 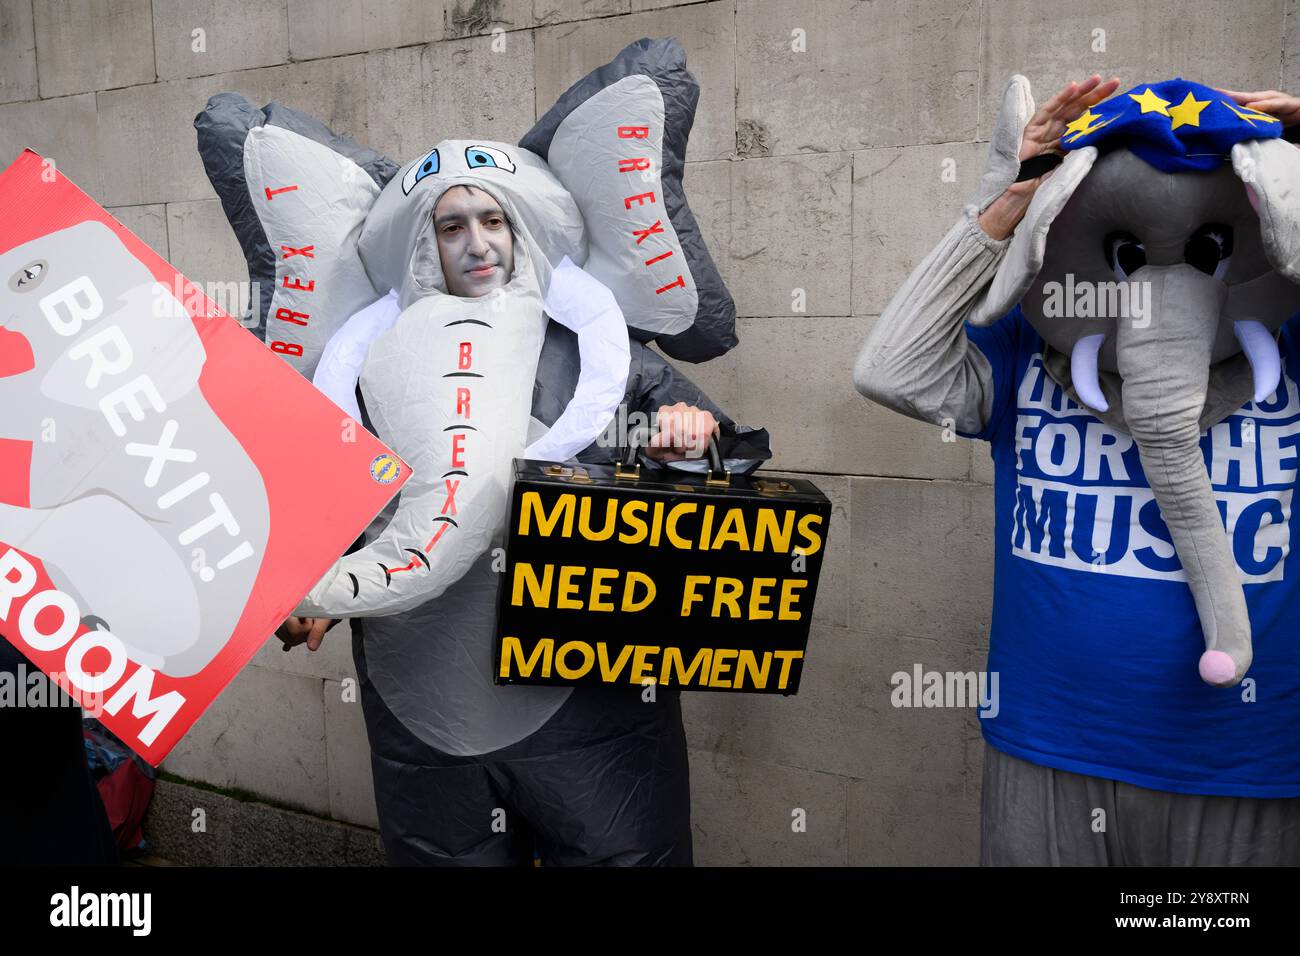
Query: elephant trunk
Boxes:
[{"xmin": 1115, "ymin": 264, "xmax": 1250, "ymax": 686}]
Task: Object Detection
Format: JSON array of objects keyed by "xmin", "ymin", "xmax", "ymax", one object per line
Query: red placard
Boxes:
[{"xmin": 0, "ymin": 149, "xmax": 408, "ymax": 764}]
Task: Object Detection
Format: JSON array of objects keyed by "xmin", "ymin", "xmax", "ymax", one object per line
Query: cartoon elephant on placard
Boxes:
[
  {"xmin": 0, "ymin": 220, "xmax": 270, "ymax": 677},
  {"xmin": 963, "ymin": 76, "xmax": 1300, "ymax": 687}
]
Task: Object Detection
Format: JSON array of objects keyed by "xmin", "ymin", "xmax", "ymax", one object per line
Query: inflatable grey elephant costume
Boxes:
[{"xmin": 196, "ymin": 38, "xmax": 768, "ymax": 864}]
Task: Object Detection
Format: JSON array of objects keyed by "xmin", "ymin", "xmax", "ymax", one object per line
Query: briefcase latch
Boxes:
[
  {"xmin": 542, "ymin": 465, "xmax": 592, "ymax": 483},
  {"xmin": 753, "ymin": 478, "xmax": 794, "ymax": 495}
]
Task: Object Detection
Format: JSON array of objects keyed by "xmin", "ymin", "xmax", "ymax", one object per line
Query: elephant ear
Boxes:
[
  {"xmin": 521, "ymin": 37, "xmax": 735, "ymax": 363},
  {"xmin": 1233, "ymin": 138, "xmax": 1300, "ymax": 284},
  {"xmin": 194, "ymin": 92, "xmax": 398, "ymax": 378},
  {"xmin": 968, "ymin": 146, "xmax": 1099, "ymax": 326}
]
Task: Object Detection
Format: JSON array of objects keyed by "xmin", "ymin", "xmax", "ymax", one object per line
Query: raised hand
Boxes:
[
  {"xmin": 980, "ymin": 74, "xmax": 1121, "ymax": 239},
  {"xmin": 1220, "ymin": 88, "xmax": 1300, "ymax": 127},
  {"xmin": 1014, "ymin": 75, "xmax": 1122, "ymax": 180}
]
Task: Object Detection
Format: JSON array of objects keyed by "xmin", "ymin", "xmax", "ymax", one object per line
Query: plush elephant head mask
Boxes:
[{"xmin": 972, "ymin": 77, "xmax": 1300, "ymax": 687}]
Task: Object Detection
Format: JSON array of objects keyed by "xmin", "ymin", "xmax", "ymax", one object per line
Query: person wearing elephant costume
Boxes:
[
  {"xmin": 855, "ymin": 74, "xmax": 1300, "ymax": 865},
  {"xmin": 196, "ymin": 38, "xmax": 769, "ymax": 866}
]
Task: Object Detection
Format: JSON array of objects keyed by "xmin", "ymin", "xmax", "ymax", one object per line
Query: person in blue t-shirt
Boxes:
[{"xmin": 854, "ymin": 74, "xmax": 1300, "ymax": 865}]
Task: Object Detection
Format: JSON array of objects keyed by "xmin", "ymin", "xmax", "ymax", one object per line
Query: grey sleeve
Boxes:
[
  {"xmin": 571, "ymin": 340, "xmax": 729, "ymax": 469},
  {"xmin": 574, "ymin": 340, "xmax": 770, "ymax": 474},
  {"xmin": 623, "ymin": 339, "xmax": 732, "ymax": 424},
  {"xmin": 852, "ymin": 210, "xmax": 1012, "ymax": 436}
]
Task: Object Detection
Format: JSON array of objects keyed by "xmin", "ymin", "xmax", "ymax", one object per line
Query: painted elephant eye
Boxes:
[
  {"xmin": 8, "ymin": 259, "xmax": 47, "ymax": 293},
  {"xmin": 464, "ymin": 145, "xmax": 516, "ymax": 174},
  {"xmin": 1185, "ymin": 223, "xmax": 1233, "ymax": 280},
  {"xmin": 1104, "ymin": 231, "xmax": 1146, "ymax": 280},
  {"xmin": 401, "ymin": 148, "xmax": 440, "ymax": 195}
]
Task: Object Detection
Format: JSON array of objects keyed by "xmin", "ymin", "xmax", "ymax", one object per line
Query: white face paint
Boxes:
[{"xmin": 432, "ymin": 185, "xmax": 515, "ymax": 299}]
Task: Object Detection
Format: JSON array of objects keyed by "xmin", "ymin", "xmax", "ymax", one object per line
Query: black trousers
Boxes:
[
  {"xmin": 0, "ymin": 641, "xmax": 117, "ymax": 865},
  {"xmin": 352, "ymin": 624, "xmax": 693, "ymax": 866}
]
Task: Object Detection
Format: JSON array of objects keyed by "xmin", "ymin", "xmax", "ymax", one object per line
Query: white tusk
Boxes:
[
  {"xmin": 524, "ymin": 257, "xmax": 631, "ymax": 463},
  {"xmin": 1070, "ymin": 333, "xmax": 1109, "ymax": 412},
  {"xmin": 1233, "ymin": 319, "xmax": 1281, "ymax": 404}
]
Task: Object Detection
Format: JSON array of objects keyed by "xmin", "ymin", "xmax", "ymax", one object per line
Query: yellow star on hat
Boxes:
[
  {"xmin": 1221, "ymin": 99, "xmax": 1280, "ymax": 125},
  {"xmin": 1129, "ymin": 87, "xmax": 1171, "ymax": 115},
  {"xmin": 1063, "ymin": 107, "xmax": 1114, "ymax": 142},
  {"xmin": 1168, "ymin": 91, "xmax": 1210, "ymax": 130}
]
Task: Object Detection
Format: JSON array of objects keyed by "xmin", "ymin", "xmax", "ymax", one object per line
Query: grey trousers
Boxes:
[{"xmin": 980, "ymin": 742, "xmax": 1300, "ymax": 865}]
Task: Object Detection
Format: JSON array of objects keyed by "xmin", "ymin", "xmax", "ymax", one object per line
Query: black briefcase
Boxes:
[{"xmin": 494, "ymin": 442, "xmax": 830, "ymax": 695}]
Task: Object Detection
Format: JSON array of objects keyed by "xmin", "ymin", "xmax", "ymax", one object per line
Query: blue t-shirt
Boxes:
[{"xmin": 965, "ymin": 307, "xmax": 1300, "ymax": 797}]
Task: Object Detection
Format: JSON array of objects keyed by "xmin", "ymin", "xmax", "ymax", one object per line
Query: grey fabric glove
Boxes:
[{"xmin": 968, "ymin": 74, "xmax": 1036, "ymax": 216}]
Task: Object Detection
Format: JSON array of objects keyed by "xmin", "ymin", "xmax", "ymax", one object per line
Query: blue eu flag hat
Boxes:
[{"xmin": 1059, "ymin": 78, "xmax": 1283, "ymax": 172}]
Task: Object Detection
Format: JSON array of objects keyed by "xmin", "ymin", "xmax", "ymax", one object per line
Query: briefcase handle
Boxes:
[{"xmin": 616, "ymin": 429, "xmax": 730, "ymax": 488}]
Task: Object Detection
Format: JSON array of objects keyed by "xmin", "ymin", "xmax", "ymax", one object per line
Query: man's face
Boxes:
[{"xmin": 432, "ymin": 185, "xmax": 515, "ymax": 298}]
